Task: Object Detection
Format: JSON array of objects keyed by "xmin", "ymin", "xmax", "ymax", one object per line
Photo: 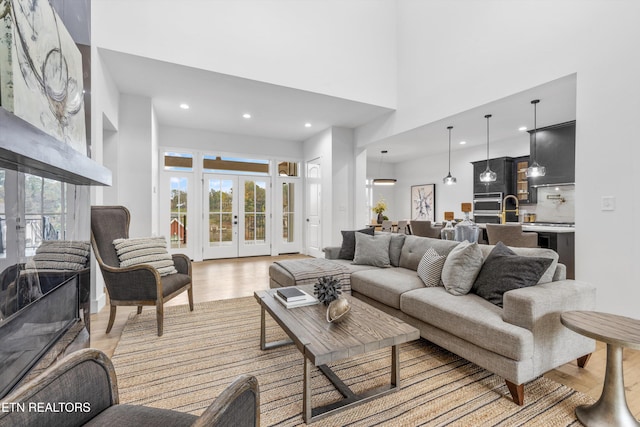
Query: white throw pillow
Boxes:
[
  {"xmin": 417, "ymin": 247, "xmax": 446, "ymax": 287},
  {"xmin": 440, "ymin": 241, "xmax": 483, "ymax": 295},
  {"xmin": 113, "ymin": 237, "xmax": 178, "ymax": 276}
]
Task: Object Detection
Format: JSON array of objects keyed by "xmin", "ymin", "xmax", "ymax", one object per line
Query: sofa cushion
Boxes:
[
  {"xmin": 351, "ymin": 268, "xmax": 424, "ymax": 309},
  {"xmin": 389, "ymin": 234, "xmax": 406, "ymax": 267},
  {"xmin": 400, "ymin": 287, "xmax": 534, "ymax": 361},
  {"xmin": 399, "ymin": 236, "xmax": 459, "ymax": 271},
  {"xmin": 440, "ymin": 241, "xmax": 483, "ymax": 295},
  {"xmin": 416, "ymin": 247, "xmax": 446, "ymax": 287},
  {"xmin": 338, "ymin": 228, "xmax": 375, "ymax": 260},
  {"xmin": 478, "ymin": 244, "xmax": 559, "ymax": 284},
  {"xmin": 472, "ymin": 242, "xmax": 553, "ymax": 307},
  {"xmin": 353, "ymin": 232, "xmax": 391, "ymax": 267}
]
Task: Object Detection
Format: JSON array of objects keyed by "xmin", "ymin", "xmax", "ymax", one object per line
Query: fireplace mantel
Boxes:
[{"xmin": 0, "ymin": 108, "xmax": 111, "ymax": 186}]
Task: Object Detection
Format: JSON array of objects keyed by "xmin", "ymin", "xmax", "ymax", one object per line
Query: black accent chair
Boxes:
[
  {"xmin": 0, "ymin": 348, "xmax": 260, "ymax": 427},
  {"xmin": 90, "ymin": 206, "xmax": 194, "ymax": 336}
]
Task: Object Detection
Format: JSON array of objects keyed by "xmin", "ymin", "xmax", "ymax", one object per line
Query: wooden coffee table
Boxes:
[
  {"xmin": 561, "ymin": 311, "xmax": 640, "ymax": 427},
  {"xmin": 255, "ymin": 286, "xmax": 419, "ymax": 423}
]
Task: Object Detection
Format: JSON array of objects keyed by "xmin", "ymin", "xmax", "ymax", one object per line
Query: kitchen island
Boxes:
[{"xmin": 478, "ymin": 223, "xmax": 575, "ymax": 279}]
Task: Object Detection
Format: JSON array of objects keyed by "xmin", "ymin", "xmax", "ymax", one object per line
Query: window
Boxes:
[
  {"xmin": 24, "ymin": 174, "xmax": 66, "ymax": 255},
  {"xmin": 164, "ymin": 152, "xmax": 193, "ymax": 171},
  {"xmin": 203, "ymin": 155, "xmax": 269, "ymax": 175}
]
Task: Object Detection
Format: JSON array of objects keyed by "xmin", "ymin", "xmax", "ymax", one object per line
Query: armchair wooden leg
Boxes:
[
  {"xmin": 156, "ymin": 303, "xmax": 164, "ymax": 336},
  {"xmin": 137, "ymin": 306, "xmax": 143, "ymax": 314},
  {"xmin": 505, "ymin": 380, "xmax": 524, "ymax": 405},
  {"xmin": 577, "ymin": 353, "xmax": 592, "ymax": 368},
  {"xmin": 106, "ymin": 305, "xmax": 117, "ymax": 334},
  {"xmin": 188, "ymin": 285, "xmax": 194, "ymax": 312}
]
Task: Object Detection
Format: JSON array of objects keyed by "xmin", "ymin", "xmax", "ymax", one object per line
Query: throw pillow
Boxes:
[
  {"xmin": 417, "ymin": 247, "xmax": 446, "ymax": 287},
  {"xmin": 440, "ymin": 241, "xmax": 483, "ymax": 295},
  {"xmin": 472, "ymin": 242, "xmax": 553, "ymax": 307},
  {"xmin": 352, "ymin": 232, "xmax": 392, "ymax": 268},
  {"xmin": 389, "ymin": 233, "xmax": 406, "ymax": 267},
  {"xmin": 113, "ymin": 237, "xmax": 178, "ymax": 276},
  {"xmin": 338, "ymin": 227, "xmax": 375, "ymax": 260},
  {"xmin": 32, "ymin": 240, "xmax": 91, "ymax": 271}
]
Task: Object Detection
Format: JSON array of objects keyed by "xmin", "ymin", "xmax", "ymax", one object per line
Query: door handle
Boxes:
[{"xmin": 306, "ymin": 218, "xmax": 310, "ymax": 222}]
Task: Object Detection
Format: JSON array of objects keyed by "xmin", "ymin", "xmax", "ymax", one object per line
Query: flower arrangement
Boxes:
[
  {"xmin": 372, "ymin": 197, "xmax": 387, "ymax": 215},
  {"xmin": 314, "ymin": 276, "xmax": 342, "ymax": 306}
]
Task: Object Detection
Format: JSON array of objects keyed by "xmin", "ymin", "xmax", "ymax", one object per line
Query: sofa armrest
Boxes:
[
  {"xmin": 503, "ymin": 279, "xmax": 596, "ymax": 331},
  {"xmin": 323, "ymin": 246, "xmax": 341, "ymax": 260}
]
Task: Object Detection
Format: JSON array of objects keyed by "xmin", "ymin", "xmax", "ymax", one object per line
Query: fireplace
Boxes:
[
  {"xmin": 0, "ymin": 0, "xmax": 110, "ymax": 399},
  {"xmin": 0, "ymin": 274, "xmax": 80, "ymax": 397}
]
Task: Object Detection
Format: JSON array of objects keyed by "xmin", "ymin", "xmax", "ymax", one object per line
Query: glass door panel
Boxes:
[
  {"xmin": 203, "ymin": 175, "xmax": 237, "ymax": 259},
  {"xmin": 239, "ymin": 177, "xmax": 270, "ymax": 257},
  {"xmin": 162, "ymin": 173, "xmax": 195, "ymax": 259},
  {"xmin": 278, "ymin": 179, "xmax": 301, "ymax": 253}
]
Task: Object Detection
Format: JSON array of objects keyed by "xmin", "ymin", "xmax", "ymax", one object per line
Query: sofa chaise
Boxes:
[{"xmin": 269, "ymin": 233, "xmax": 596, "ymax": 405}]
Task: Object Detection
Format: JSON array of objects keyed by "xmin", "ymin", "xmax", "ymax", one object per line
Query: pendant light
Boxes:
[
  {"xmin": 442, "ymin": 126, "xmax": 457, "ymax": 185},
  {"xmin": 525, "ymin": 99, "xmax": 546, "ymax": 177},
  {"xmin": 373, "ymin": 150, "xmax": 396, "ymax": 186},
  {"xmin": 479, "ymin": 114, "xmax": 497, "ymax": 183}
]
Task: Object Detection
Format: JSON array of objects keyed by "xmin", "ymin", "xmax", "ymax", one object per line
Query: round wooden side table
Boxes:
[{"xmin": 561, "ymin": 311, "xmax": 640, "ymax": 427}]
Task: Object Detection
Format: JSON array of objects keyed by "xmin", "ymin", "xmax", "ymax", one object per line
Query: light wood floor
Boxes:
[{"xmin": 90, "ymin": 255, "xmax": 640, "ymax": 417}]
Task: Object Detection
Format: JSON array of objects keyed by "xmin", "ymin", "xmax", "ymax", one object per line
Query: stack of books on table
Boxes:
[{"xmin": 274, "ymin": 287, "xmax": 318, "ymax": 309}]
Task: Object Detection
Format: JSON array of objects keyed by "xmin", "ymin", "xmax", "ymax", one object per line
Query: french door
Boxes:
[
  {"xmin": 161, "ymin": 172, "xmax": 196, "ymax": 259},
  {"xmin": 305, "ymin": 158, "xmax": 323, "ymax": 258},
  {"xmin": 203, "ymin": 174, "xmax": 271, "ymax": 259}
]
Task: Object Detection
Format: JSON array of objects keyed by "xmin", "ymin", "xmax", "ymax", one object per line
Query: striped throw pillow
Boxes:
[
  {"xmin": 417, "ymin": 247, "xmax": 446, "ymax": 287},
  {"xmin": 32, "ymin": 240, "xmax": 91, "ymax": 271},
  {"xmin": 113, "ymin": 237, "xmax": 177, "ymax": 276}
]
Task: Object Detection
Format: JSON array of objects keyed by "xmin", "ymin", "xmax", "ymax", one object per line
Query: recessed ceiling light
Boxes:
[
  {"xmin": 459, "ymin": 141, "xmax": 467, "ymax": 145},
  {"xmin": 243, "ymin": 113, "xmax": 251, "ymax": 119},
  {"xmin": 518, "ymin": 126, "xmax": 527, "ymax": 131},
  {"xmin": 305, "ymin": 123, "xmax": 312, "ymax": 128},
  {"xmin": 179, "ymin": 103, "xmax": 190, "ymax": 110}
]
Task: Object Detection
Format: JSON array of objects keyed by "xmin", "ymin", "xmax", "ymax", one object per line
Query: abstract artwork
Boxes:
[
  {"xmin": 0, "ymin": 0, "xmax": 86, "ymax": 155},
  {"xmin": 411, "ymin": 184, "xmax": 435, "ymax": 222}
]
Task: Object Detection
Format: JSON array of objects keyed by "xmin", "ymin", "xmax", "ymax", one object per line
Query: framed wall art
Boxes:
[{"xmin": 411, "ymin": 184, "xmax": 435, "ymax": 221}]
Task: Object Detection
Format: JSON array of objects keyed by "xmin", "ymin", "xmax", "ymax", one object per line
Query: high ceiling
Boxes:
[{"xmin": 100, "ymin": 48, "xmax": 576, "ymax": 163}]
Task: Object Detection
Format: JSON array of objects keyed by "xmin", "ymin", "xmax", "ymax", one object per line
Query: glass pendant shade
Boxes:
[
  {"xmin": 526, "ymin": 99, "xmax": 546, "ymax": 178},
  {"xmin": 442, "ymin": 125, "xmax": 457, "ymax": 185},
  {"xmin": 479, "ymin": 114, "xmax": 497, "ymax": 183},
  {"xmin": 373, "ymin": 150, "xmax": 396, "ymax": 185}
]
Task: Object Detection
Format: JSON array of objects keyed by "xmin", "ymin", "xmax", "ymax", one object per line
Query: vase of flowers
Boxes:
[{"xmin": 372, "ymin": 197, "xmax": 387, "ymax": 224}]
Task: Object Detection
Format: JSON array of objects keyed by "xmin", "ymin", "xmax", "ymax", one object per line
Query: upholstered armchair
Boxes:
[
  {"xmin": 90, "ymin": 206, "xmax": 193, "ymax": 336},
  {"xmin": 0, "ymin": 348, "xmax": 260, "ymax": 427},
  {"xmin": 486, "ymin": 223, "xmax": 539, "ymax": 247},
  {"xmin": 409, "ymin": 220, "xmax": 443, "ymax": 238}
]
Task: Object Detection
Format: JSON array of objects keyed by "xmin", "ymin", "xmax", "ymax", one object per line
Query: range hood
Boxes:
[{"xmin": 0, "ymin": 108, "xmax": 111, "ymax": 186}]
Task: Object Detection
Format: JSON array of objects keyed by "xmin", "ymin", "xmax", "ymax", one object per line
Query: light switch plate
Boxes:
[{"xmin": 601, "ymin": 196, "xmax": 615, "ymax": 211}]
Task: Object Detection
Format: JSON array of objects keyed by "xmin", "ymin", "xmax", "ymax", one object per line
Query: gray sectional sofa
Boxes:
[{"xmin": 269, "ymin": 234, "xmax": 596, "ymax": 405}]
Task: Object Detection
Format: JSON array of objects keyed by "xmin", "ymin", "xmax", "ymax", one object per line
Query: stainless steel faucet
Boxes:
[{"xmin": 501, "ymin": 195, "xmax": 519, "ymax": 224}]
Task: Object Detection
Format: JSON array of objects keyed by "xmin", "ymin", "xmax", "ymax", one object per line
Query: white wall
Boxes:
[
  {"xmin": 91, "ymin": 0, "xmax": 397, "ymax": 108},
  {"xmin": 159, "ymin": 126, "xmax": 303, "ymax": 160},
  {"xmin": 117, "ymin": 94, "xmax": 154, "ymax": 237},
  {"xmin": 358, "ymin": 0, "xmax": 640, "ymax": 317}
]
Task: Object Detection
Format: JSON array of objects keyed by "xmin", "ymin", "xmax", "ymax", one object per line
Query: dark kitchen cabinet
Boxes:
[
  {"xmin": 512, "ymin": 155, "xmax": 536, "ymax": 204},
  {"xmin": 537, "ymin": 231, "xmax": 575, "ymax": 279},
  {"xmin": 528, "ymin": 121, "xmax": 575, "ymax": 187},
  {"xmin": 472, "ymin": 157, "xmax": 514, "ymax": 194}
]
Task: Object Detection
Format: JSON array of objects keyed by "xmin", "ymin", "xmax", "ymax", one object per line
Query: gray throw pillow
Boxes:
[
  {"xmin": 353, "ymin": 232, "xmax": 391, "ymax": 268},
  {"xmin": 472, "ymin": 242, "xmax": 553, "ymax": 307},
  {"xmin": 440, "ymin": 241, "xmax": 483, "ymax": 295},
  {"xmin": 338, "ymin": 227, "xmax": 375, "ymax": 260},
  {"xmin": 389, "ymin": 234, "xmax": 406, "ymax": 267},
  {"xmin": 417, "ymin": 247, "xmax": 446, "ymax": 287}
]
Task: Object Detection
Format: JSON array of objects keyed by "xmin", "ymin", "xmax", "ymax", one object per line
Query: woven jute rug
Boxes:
[{"xmin": 111, "ymin": 297, "xmax": 593, "ymax": 426}]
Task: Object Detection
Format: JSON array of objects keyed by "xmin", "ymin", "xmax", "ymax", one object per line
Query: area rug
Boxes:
[{"xmin": 111, "ymin": 297, "xmax": 593, "ymax": 426}]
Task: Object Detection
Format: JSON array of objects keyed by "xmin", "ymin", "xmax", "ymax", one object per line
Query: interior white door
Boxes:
[
  {"xmin": 305, "ymin": 158, "xmax": 323, "ymax": 258},
  {"xmin": 203, "ymin": 174, "xmax": 238, "ymax": 259},
  {"xmin": 238, "ymin": 176, "xmax": 271, "ymax": 257}
]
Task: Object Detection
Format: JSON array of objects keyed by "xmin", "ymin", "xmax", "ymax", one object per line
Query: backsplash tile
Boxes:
[{"xmin": 528, "ymin": 185, "xmax": 575, "ymax": 223}]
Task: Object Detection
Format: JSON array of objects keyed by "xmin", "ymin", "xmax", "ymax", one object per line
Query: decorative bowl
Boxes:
[{"xmin": 326, "ymin": 297, "xmax": 351, "ymax": 323}]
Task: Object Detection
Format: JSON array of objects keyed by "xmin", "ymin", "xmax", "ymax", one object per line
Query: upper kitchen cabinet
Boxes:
[
  {"xmin": 472, "ymin": 157, "xmax": 514, "ymax": 194},
  {"xmin": 528, "ymin": 121, "xmax": 576, "ymax": 187}
]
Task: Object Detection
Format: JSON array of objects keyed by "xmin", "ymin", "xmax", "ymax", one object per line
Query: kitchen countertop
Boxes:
[{"xmin": 476, "ymin": 223, "xmax": 575, "ymax": 233}]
